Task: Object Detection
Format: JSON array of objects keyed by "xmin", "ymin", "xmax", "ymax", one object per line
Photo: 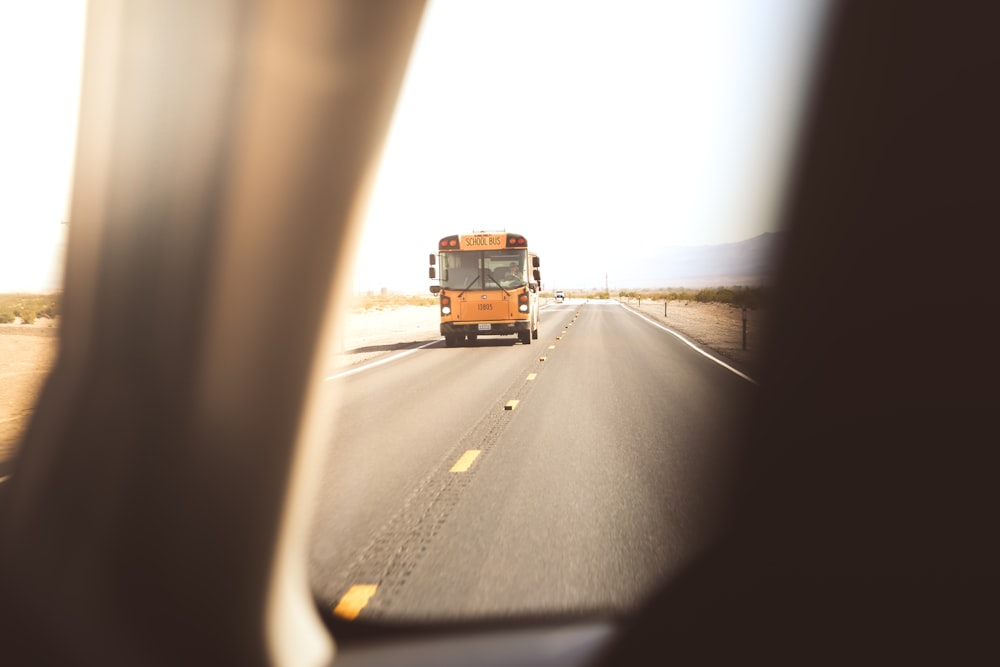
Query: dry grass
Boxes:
[
  {"xmin": 350, "ymin": 293, "xmax": 436, "ymax": 312},
  {"xmin": 0, "ymin": 293, "xmax": 60, "ymax": 325}
]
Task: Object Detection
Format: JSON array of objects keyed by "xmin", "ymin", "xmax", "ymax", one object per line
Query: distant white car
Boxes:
[{"xmin": 554, "ymin": 290, "xmax": 566, "ymax": 302}]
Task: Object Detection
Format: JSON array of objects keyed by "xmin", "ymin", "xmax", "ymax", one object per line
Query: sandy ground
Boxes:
[
  {"xmin": 323, "ymin": 304, "xmax": 441, "ymax": 373},
  {"xmin": 0, "ymin": 299, "xmax": 767, "ymax": 466},
  {"xmin": 0, "ymin": 320, "xmax": 60, "ymax": 467}
]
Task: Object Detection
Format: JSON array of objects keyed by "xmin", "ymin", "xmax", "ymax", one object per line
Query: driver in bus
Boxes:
[{"xmin": 500, "ymin": 262, "xmax": 521, "ymax": 285}]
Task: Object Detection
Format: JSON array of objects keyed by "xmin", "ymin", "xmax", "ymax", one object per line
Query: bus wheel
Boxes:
[
  {"xmin": 531, "ymin": 327, "xmax": 538, "ymax": 340},
  {"xmin": 518, "ymin": 330, "xmax": 531, "ymax": 345}
]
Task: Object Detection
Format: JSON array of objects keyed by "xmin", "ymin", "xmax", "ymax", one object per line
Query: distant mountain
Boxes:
[{"xmin": 643, "ymin": 231, "xmax": 788, "ymax": 288}]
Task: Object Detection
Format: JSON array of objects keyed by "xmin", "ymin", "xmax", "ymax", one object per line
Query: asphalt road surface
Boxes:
[{"xmin": 308, "ymin": 300, "xmax": 757, "ymax": 623}]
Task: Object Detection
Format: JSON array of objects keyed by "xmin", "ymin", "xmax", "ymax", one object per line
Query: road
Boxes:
[{"xmin": 308, "ymin": 299, "xmax": 757, "ymax": 623}]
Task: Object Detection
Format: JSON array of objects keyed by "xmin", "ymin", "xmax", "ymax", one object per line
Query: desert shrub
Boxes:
[
  {"xmin": 353, "ymin": 293, "xmax": 437, "ymax": 311},
  {"xmin": 0, "ymin": 293, "xmax": 61, "ymax": 324},
  {"xmin": 38, "ymin": 299, "xmax": 61, "ymax": 318},
  {"xmin": 695, "ymin": 286, "xmax": 772, "ymax": 309},
  {"xmin": 612, "ymin": 286, "xmax": 771, "ymax": 309},
  {"xmin": 639, "ymin": 289, "xmax": 697, "ymax": 302},
  {"xmin": 694, "ymin": 287, "xmax": 732, "ymax": 304}
]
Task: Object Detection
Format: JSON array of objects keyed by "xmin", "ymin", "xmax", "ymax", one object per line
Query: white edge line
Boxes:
[
  {"xmin": 622, "ymin": 305, "xmax": 759, "ymax": 386},
  {"xmin": 323, "ymin": 340, "xmax": 438, "ymax": 381}
]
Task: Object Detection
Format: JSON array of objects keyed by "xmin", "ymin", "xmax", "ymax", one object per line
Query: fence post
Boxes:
[{"xmin": 742, "ymin": 307, "xmax": 748, "ymax": 350}]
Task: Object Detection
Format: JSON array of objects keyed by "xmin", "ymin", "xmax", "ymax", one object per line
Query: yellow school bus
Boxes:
[{"xmin": 429, "ymin": 231, "xmax": 541, "ymax": 347}]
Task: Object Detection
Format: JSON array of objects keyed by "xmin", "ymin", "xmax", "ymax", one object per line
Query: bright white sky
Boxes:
[
  {"xmin": 0, "ymin": 2, "xmax": 85, "ymax": 293},
  {"xmin": 0, "ymin": 0, "xmax": 828, "ymax": 295}
]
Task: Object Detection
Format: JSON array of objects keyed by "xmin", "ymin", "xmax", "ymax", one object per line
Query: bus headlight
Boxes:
[
  {"xmin": 442, "ymin": 305, "xmax": 451, "ymax": 315},
  {"xmin": 519, "ymin": 304, "xmax": 528, "ymax": 313}
]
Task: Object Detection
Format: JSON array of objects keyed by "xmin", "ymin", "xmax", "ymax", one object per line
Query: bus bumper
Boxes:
[{"xmin": 440, "ymin": 321, "xmax": 530, "ymax": 337}]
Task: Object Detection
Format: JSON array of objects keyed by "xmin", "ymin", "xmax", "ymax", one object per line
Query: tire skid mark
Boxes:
[{"xmin": 320, "ymin": 331, "xmax": 560, "ymax": 618}]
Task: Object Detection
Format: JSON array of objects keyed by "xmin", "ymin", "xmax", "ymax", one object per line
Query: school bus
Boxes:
[{"xmin": 429, "ymin": 232, "xmax": 541, "ymax": 346}]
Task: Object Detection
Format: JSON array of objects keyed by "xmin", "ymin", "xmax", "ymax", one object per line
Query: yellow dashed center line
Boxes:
[
  {"xmin": 333, "ymin": 584, "xmax": 378, "ymax": 620},
  {"xmin": 526, "ymin": 373, "xmax": 537, "ymax": 381},
  {"xmin": 548, "ymin": 345, "xmax": 556, "ymax": 349},
  {"xmin": 504, "ymin": 399, "xmax": 519, "ymax": 411},
  {"xmin": 450, "ymin": 449, "xmax": 481, "ymax": 472}
]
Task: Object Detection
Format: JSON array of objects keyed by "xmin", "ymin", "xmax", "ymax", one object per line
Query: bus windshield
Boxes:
[{"xmin": 440, "ymin": 249, "xmax": 527, "ymax": 290}]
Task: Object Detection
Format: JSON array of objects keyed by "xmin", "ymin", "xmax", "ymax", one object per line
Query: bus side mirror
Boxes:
[
  {"xmin": 429, "ymin": 267, "xmax": 436, "ymax": 279},
  {"xmin": 430, "ymin": 285, "xmax": 440, "ymax": 295},
  {"xmin": 533, "ymin": 269, "xmax": 541, "ymax": 282},
  {"xmin": 532, "ymin": 256, "xmax": 540, "ymax": 268},
  {"xmin": 429, "ymin": 254, "xmax": 436, "ymax": 266}
]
